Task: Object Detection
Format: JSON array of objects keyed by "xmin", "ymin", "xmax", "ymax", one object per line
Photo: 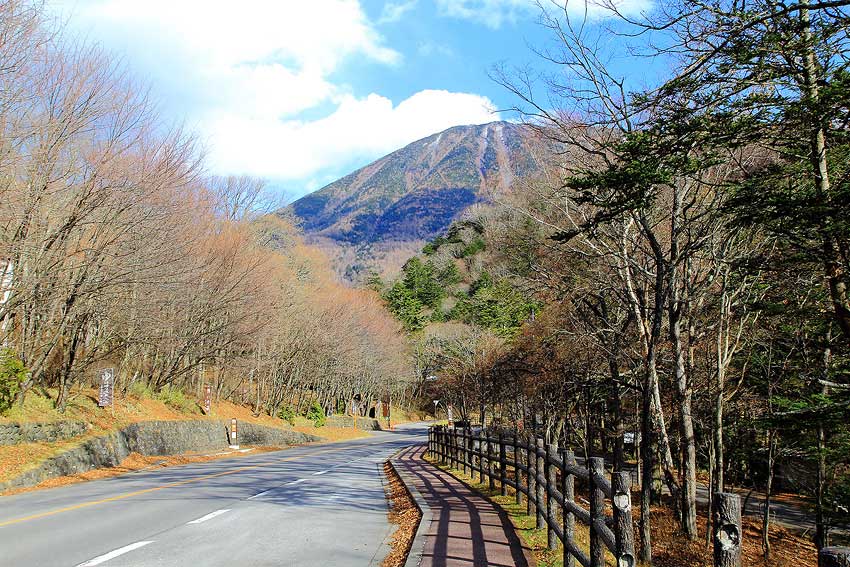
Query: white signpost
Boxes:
[
  {"xmin": 203, "ymin": 384, "xmax": 212, "ymax": 414},
  {"xmin": 230, "ymin": 418, "xmax": 239, "ymax": 449},
  {"xmin": 98, "ymin": 368, "xmax": 114, "ymax": 408}
]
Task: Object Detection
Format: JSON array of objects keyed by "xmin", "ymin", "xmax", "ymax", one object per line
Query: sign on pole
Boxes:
[
  {"xmin": 447, "ymin": 403, "xmax": 454, "ymax": 427},
  {"xmin": 98, "ymin": 368, "xmax": 114, "ymax": 408},
  {"xmin": 203, "ymin": 383, "xmax": 212, "ymax": 414},
  {"xmin": 230, "ymin": 418, "xmax": 239, "ymax": 449}
]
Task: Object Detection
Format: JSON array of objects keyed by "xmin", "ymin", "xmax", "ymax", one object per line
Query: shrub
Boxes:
[
  {"xmin": 278, "ymin": 405, "xmax": 296, "ymax": 425},
  {"xmin": 0, "ymin": 349, "xmax": 27, "ymax": 415},
  {"xmin": 306, "ymin": 401, "xmax": 326, "ymax": 427},
  {"xmin": 156, "ymin": 385, "xmax": 193, "ymax": 412},
  {"xmin": 128, "ymin": 380, "xmax": 155, "ymax": 399}
]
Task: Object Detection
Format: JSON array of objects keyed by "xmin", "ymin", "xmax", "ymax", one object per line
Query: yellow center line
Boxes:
[{"xmin": 0, "ymin": 446, "xmax": 343, "ymax": 528}]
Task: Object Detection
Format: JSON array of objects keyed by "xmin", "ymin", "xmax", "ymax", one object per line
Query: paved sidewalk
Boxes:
[{"xmin": 393, "ymin": 445, "xmax": 534, "ymax": 567}]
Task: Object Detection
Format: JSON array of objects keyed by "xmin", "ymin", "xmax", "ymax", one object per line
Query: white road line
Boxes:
[
  {"xmin": 285, "ymin": 478, "xmax": 307, "ymax": 485},
  {"xmin": 248, "ymin": 488, "xmax": 274, "ymax": 500},
  {"xmin": 312, "ymin": 470, "xmax": 329, "ymax": 475},
  {"xmin": 76, "ymin": 541, "xmax": 154, "ymax": 566},
  {"xmin": 187, "ymin": 509, "xmax": 231, "ymax": 525}
]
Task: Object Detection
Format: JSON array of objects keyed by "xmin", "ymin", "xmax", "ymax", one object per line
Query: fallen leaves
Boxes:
[{"xmin": 382, "ymin": 461, "xmax": 422, "ymax": 567}]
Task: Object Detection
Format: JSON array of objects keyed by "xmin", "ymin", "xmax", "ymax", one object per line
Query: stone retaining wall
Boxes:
[
  {"xmin": 325, "ymin": 416, "xmax": 384, "ymax": 431},
  {"xmin": 0, "ymin": 421, "xmax": 89, "ymax": 445},
  {"xmin": 2, "ymin": 420, "xmax": 320, "ymax": 491}
]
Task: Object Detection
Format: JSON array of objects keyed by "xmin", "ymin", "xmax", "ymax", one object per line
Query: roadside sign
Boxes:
[
  {"xmin": 203, "ymin": 384, "xmax": 212, "ymax": 414},
  {"xmin": 447, "ymin": 404, "xmax": 454, "ymax": 426},
  {"xmin": 230, "ymin": 418, "xmax": 239, "ymax": 449},
  {"xmin": 98, "ymin": 368, "xmax": 114, "ymax": 408}
]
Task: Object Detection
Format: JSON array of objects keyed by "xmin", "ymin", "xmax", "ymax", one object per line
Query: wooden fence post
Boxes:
[
  {"xmin": 499, "ymin": 432, "xmax": 507, "ymax": 496},
  {"xmin": 488, "ymin": 432, "xmax": 496, "ymax": 490},
  {"xmin": 514, "ymin": 432, "xmax": 523, "ymax": 505},
  {"xmin": 562, "ymin": 449, "xmax": 575, "ymax": 567},
  {"xmin": 536, "ymin": 438, "xmax": 545, "ymax": 530},
  {"xmin": 612, "ymin": 471, "xmax": 636, "ymax": 567},
  {"xmin": 527, "ymin": 434, "xmax": 536, "ymax": 517},
  {"xmin": 468, "ymin": 429, "xmax": 473, "ymax": 479},
  {"xmin": 474, "ymin": 429, "xmax": 482, "ymax": 483},
  {"xmin": 713, "ymin": 492, "xmax": 742, "ymax": 567},
  {"xmin": 463, "ymin": 428, "xmax": 470, "ymax": 476},
  {"xmin": 452, "ymin": 427, "xmax": 458, "ymax": 469},
  {"xmin": 820, "ymin": 547, "xmax": 850, "ymax": 567},
  {"xmin": 547, "ymin": 443, "xmax": 557, "ymax": 550},
  {"xmin": 589, "ymin": 457, "xmax": 605, "ymax": 567}
]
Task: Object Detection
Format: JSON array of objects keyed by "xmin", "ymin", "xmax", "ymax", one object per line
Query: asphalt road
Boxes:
[{"xmin": 0, "ymin": 422, "xmax": 428, "ymax": 567}]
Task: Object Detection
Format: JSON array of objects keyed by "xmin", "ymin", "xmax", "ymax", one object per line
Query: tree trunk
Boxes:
[{"xmin": 762, "ymin": 430, "xmax": 776, "ymax": 558}]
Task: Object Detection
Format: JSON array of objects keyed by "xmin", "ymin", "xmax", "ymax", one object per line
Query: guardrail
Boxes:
[{"xmin": 428, "ymin": 425, "xmax": 635, "ymax": 567}]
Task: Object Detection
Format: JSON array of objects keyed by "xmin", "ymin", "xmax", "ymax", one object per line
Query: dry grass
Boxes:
[
  {"xmin": 382, "ymin": 461, "xmax": 422, "ymax": 567},
  {"xmin": 428, "ymin": 457, "xmax": 819, "ymax": 567}
]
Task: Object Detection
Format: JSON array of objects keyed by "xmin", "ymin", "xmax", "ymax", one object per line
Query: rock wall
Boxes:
[
  {"xmin": 325, "ymin": 416, "xmax": 384, "ymax": 431},
  {"xmin": 2, "ymin": 420, "xmax": 320, "ymax": 491},
  {"xmin": 237, "ymin": 422, "xmax": 318, "ymax": 446},
  {"xmin": 0, "ymin": 421, "xmax": 88, "ymax": 445}
]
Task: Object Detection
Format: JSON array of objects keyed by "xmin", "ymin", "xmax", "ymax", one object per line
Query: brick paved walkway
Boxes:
[{"xmin": 393, "ymin": 445, "xmax": 534, "ymax": 567}]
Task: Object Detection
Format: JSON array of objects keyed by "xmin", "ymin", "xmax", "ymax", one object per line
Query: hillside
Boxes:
[{"xmin": 286, "ymin": 121, "xmax": 544, "ymax": 281}]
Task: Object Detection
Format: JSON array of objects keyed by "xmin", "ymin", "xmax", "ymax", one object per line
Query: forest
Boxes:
[
  {"xmin": 377, "ymin": 0, "xmax": 850, "ymax": 562},
  {"xmin": 1, "ymin": 0, "xmax": 849, "ymax": 562},
  {"xmin": 0, "ymin": 1, "xmax": 411, "ymax": 424}
]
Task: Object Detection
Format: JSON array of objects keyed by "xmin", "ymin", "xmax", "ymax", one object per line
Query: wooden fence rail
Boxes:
[{"xmin": 429, "ymin": 425, "xmax": 636, "ymax": 567}]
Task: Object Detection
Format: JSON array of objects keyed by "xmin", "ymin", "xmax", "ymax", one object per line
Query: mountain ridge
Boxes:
[{"xmin": 285, "ymin": 120, "xmax": 543, "ymax": 280}]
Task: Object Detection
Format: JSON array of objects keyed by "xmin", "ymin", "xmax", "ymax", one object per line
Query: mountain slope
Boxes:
[{"xmin": 287, "ymin": 121, "xmax": 543, "ymax": 280}]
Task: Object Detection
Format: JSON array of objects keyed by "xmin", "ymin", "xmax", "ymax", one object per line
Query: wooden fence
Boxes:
[{"xmin": 428, "ymin": 424, "xmax": 636, "ymax": 567}]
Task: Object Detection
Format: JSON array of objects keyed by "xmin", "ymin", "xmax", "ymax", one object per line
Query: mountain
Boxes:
[{"xmin": 286, "ymin": 121, "xmax": 544, "ymax": 281}]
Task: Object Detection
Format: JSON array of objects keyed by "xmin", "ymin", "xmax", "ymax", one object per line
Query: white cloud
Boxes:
[
  {"xmin": 418, "ymin": 41, "xmax": 455, "ymax": 57},
  {"xmin": 436, "ymin": 0, "xmax": 652, "ymax": 29},
  {"xmin": 206, "ymin": 90, "xmax": 496, "ymax": 181},
  {"xmin": 45, "ymin": 1, "xmax": 500, "ymax": 194},
  {"xmin": 379, "ymin": 0, "xmax": 419, "ymax": 24}
]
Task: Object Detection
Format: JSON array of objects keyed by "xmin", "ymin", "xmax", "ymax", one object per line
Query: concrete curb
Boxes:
[{"xmin": 388, "ymin": 446, "xmax": 432, "ymax": 567}]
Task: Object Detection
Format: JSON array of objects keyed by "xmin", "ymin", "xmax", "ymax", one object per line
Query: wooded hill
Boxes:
[{"xmin": 378, "ymin": 1, "xmax": 850, "ymax": 563}]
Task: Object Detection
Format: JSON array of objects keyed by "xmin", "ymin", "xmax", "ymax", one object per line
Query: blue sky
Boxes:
[{"xmin": 48, "ymin": 0, "xmax": 653, "ymax": 201}]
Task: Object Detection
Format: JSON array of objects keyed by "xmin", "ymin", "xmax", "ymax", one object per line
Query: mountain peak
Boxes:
[{"xmin": 286, "ymin": 120, "xmax": 542, "ymax": 281}]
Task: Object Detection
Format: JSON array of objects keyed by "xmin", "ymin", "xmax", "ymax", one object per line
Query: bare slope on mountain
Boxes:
[
  {"xmin": 290, "ymin": 121, "xmax": 541, "ymax": 244},
  {"xmin": 286, "ymin": 121, "xmax": 543, "ymax": 280}
]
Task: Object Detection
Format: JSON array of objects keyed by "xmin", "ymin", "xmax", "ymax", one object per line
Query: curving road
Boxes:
[{"xmin": 0, "ymin": 422, "xmax": 428, "ymax": 567}]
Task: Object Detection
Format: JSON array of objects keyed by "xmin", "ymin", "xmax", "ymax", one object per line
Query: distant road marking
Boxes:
[
  {"xmin": 248, "ymin": 488, "xmax": 273, "ymax": 500},
  {"xmin": 312, "ymin": 470, "xmax": 329, "ymax": 475},
  {"xmin": 187, "ymin": 509, "xmax": 230, "ymax": 524},
  {"xmin": 285, "ymin": 478, "xmax": 307, "ymax": 486},
  {"xmin": 76, "ymin": 541, "xmax": 153, "ymax": 566}
]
